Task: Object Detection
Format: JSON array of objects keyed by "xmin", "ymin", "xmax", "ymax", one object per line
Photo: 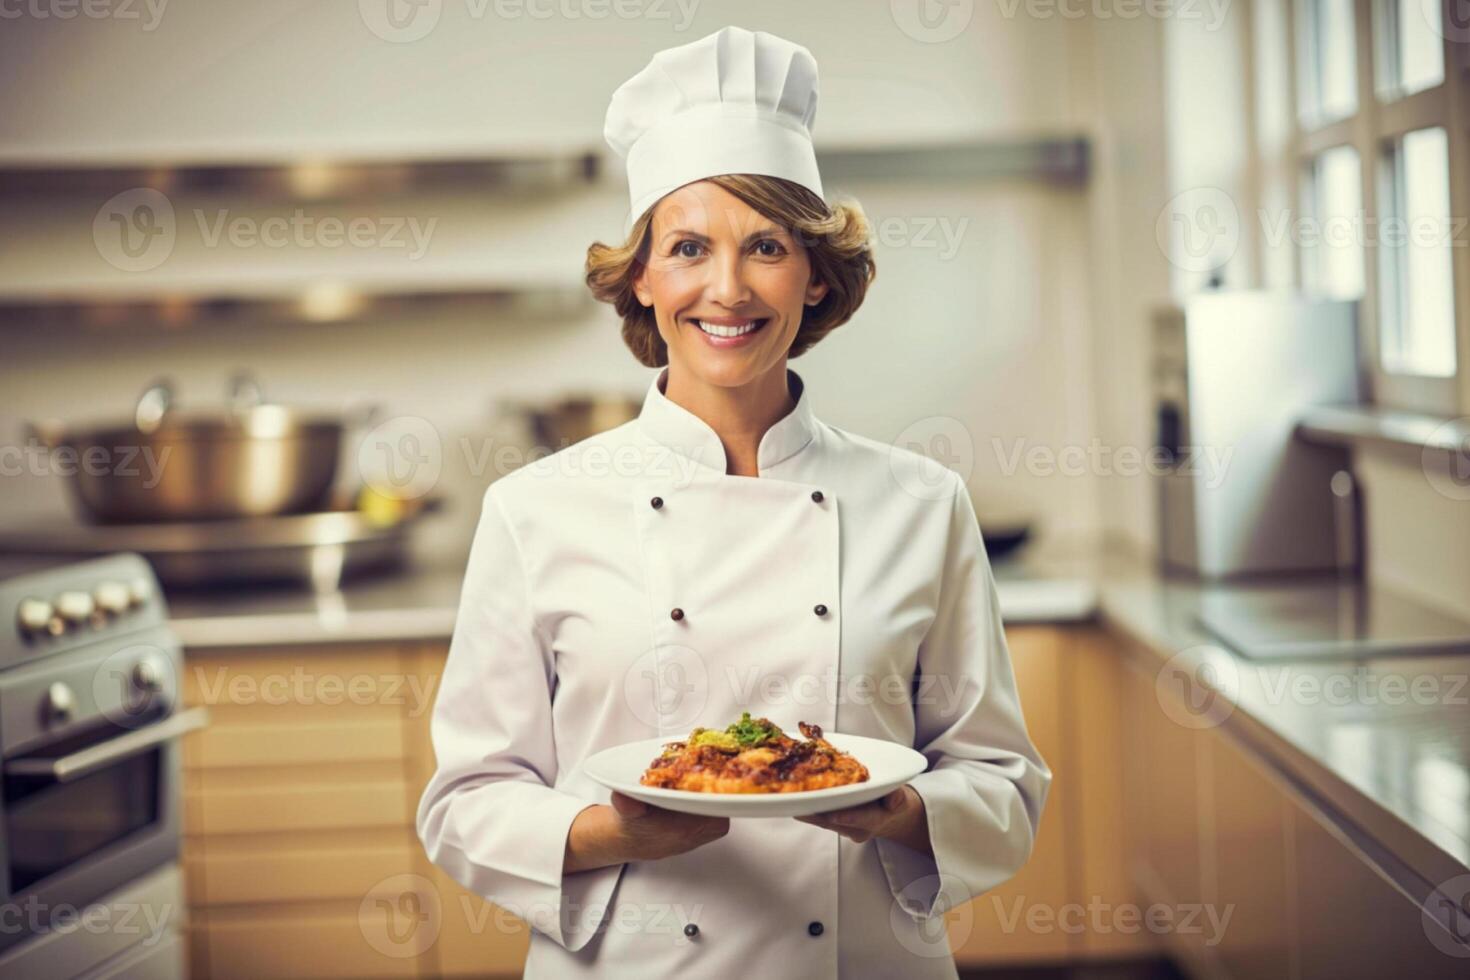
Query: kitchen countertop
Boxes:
[
  {"xmin": 162, "ymin": 554, "xmax": 1100, "ymax": 649},
  {"xmin": 158, "ymin": 546, "xmax": 1470, "ymax": 897}
]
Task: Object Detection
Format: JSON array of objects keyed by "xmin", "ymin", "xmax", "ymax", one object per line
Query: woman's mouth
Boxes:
[{"xmin": 689, "ymin": 317, "xmax": 769, "ymax": 348}]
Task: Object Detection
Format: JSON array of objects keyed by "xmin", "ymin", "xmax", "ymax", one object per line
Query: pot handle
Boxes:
[
  {"xmin": 228, "ymin": 370, "xmax": 265, "ymax": 413},
  {"xmin": 135, "ymin": 377, "xmax": 175, "ymax": 434}
]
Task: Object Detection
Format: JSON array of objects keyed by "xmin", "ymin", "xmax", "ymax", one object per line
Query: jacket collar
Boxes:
[{"xmin": 637, "ymin": 366, "xmax": 819, "ymax": 475}]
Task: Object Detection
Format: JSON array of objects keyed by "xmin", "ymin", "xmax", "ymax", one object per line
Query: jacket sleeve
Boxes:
[
  {"xmin": 415, "ymin": 484, "xmax": 625, "ymax": 951},
  {"xmin": 876, "ymin": 470, "xmax": 1053, "ymax": 921}
]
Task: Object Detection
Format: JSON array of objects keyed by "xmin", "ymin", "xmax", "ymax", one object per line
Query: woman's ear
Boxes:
[
  {"xmin": 804, "ymin": 274, "xmax": 830, "ymax": 307},
  {"xmin": 631, "ymin": 263, "xmax": 653, "ymax": 308}
]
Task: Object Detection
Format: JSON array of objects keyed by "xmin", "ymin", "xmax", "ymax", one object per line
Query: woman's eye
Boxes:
[
  {"xmin": 754, "ymin": 239, "xmax": 787, "ymax": 257},
  {"xmin": 674, "ymin": 241, "xmax": 704, "ymax": 259}
]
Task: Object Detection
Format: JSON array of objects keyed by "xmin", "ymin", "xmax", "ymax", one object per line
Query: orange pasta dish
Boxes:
[{"xmin": 640, "ymin": 712, "xmax": 870, "ymax": 794}]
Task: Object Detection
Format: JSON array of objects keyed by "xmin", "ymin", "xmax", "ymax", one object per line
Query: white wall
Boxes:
[{"xmin": 0, "ymin": 2, "xmax": 1108, "ymax": 568}]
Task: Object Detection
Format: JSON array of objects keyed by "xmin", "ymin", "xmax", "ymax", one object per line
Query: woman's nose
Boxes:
[{"xmin": 706, "ymin": 250, "xmax": 751, "ymax": 306}]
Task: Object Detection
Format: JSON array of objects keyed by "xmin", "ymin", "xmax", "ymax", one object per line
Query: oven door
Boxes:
[{"xmin": 0, "ymin": 707, "xmax": 207, "ymax": 954}]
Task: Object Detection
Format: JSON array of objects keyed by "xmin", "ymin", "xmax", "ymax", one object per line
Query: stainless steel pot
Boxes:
[{"xmin": 28, "ymin": 374, "xmax": 354, "ymax": 524}]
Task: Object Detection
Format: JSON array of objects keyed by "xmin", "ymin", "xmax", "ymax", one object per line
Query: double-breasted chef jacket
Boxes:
[{"xmin": 416, "ymin": 366, "xmax": 1052, "ymax": 979}]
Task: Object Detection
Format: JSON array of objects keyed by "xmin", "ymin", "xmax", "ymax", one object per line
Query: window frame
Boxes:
[{"xmin": 1274, "ymin": 0, "xmax": 1470, "ymax": 414}]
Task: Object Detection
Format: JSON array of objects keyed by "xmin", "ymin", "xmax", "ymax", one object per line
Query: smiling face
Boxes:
[{"xmin": 631, "ymin": 180, "xmax": 829, "ymax": 392}]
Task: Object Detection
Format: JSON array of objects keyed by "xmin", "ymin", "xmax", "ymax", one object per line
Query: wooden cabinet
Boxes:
[
  {"xmin": 180, "ymin": 642, "xmax": 528, "ymax": 980},
  {"xmin": 949, "ymin": 625, "xmax": 1147, "ymax": 966},
  {"xmin": 1116, "ymin": 639, "xmax": 1466, "ymax": 980}
]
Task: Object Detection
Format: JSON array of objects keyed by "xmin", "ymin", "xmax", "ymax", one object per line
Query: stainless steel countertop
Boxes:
[{"xmin": 1095, "ymin": 557, "xmax": 1470, "ymax": 897}]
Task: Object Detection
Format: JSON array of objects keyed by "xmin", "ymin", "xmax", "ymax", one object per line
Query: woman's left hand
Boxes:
[{"xmin": 795, "ymin": 785, "xmax": 932, "ymax": 855}]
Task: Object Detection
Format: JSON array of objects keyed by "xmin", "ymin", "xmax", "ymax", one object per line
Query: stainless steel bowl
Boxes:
[{"xmin": 28, "ymin": 374, "xmax": 352, "ymax": 524}]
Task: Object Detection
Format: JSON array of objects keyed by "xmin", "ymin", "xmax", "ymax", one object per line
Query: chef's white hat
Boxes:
[{"xmin": 604, "ymin": 25, "xmax": 824, "ymax": 235}]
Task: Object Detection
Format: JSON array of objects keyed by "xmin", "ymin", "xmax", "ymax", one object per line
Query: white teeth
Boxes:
[{"xmin": 695, "ymin": 319, "xmax": 761, "ymax": 338}]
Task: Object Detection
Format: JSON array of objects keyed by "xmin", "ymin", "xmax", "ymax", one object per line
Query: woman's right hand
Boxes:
[{"xmin": 564, "ymin": 792, "xmax": 730, "ymax": 873}]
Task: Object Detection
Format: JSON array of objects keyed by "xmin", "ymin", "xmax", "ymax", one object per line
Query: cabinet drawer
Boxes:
[
  {"xmin": 187, "ymin": 719, "xmax": 408, "ymax": 770},
  {"xmin": 187, "ymin": 779, "xmax": 411, "ymax": 836},
  {"xmin": 194, "ymin": 838, "xmax": 421, "ymax": 907},
  {"xmin": 200, "ymin": 899, "xmax": 428, "ymax": 980}
]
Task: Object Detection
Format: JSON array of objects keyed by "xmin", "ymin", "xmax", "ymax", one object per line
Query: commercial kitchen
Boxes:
[{"xmin": 2, "ymin": 2, "xmax": 1469, "ymax": 978}]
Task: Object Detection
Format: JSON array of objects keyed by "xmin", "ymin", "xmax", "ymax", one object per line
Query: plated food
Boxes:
[
  {"xmin": 584, "ymin": 724, "xmax": 926, "ymax": 818},
  {"xmin": 639, "ymin": 712, "xmax": 870, "ymax": 794}
]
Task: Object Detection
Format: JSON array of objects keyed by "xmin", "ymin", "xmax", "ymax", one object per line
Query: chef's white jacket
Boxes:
[{"xmin": 416, "ymin": 366, "xmax": 1052, "ymax": 978}]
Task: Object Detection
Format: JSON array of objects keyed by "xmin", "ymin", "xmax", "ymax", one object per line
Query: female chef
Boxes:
[{"xmin": 416, "ymin": 25, "xmax": 1052, "ymax": 979}]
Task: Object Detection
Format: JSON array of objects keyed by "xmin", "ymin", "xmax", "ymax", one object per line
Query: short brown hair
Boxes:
[{"xmin": 585, "ymin": 174, "xmax": 876, "ymax": 368}]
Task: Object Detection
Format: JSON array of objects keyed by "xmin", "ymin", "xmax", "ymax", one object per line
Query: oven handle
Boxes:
[{"xmin": 4, "ymin": 707, "xmax": 210, "ymax": 784}]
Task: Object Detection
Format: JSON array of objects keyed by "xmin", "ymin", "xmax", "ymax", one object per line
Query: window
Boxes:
[
  {"xmin": 1378, "ymin": 127, "xmax": 1457, "ymax": 377},
  {"xmin": 1299, "ymin": 0, "xmax": 1359, "ymax": 125},
  {"xmin": 1374, "ymin": 0, "xmax": 1445, "ymax": 98},
  {"xmin": 1303, "ymin": 146, "xmax": 1365, "ymax": 300}
]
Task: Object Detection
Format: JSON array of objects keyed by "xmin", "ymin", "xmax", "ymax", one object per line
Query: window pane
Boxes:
[
  {"xmin": 1379, "ymin": 127, "xmax": 1457, "ymax": 377},
  {"xmin": 1377, "ymin": 0, "xmax": 1445, "ymax": 98},
  {"xmin": 1301, "ymin": 0, "xmax": 1358, "ymax": 124},
  {"xmin": 1304, "ymin": 146, "xmax": 1365, "ymax": 300}
]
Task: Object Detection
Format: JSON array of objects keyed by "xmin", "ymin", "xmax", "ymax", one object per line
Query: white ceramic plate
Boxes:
[{"xmin": 582, "ymin": 732, "xmax": 928, "ymax": 818}]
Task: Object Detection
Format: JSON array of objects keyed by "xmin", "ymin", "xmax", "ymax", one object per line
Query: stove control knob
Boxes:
[
  {"xmin": 46, "ymin": 682, "xmax": 77, "ymax": 725},
  {"xmin": 133, "ymin": 655, "xmax": 166, "ymax": 694},
  {"xmin": 95, "ymin": 582, "xmax": 131, "ymax": 616},
  {"xmin": 128, "ymin": 576, "xmax": 154, "ymax": 608},
  {"xmin": 17, "ymin": 598, "xmax": 53, "ymax": 635},
  {"xmin": 55, "ymin": 591, "xmax": 96, "ymax": 627}
]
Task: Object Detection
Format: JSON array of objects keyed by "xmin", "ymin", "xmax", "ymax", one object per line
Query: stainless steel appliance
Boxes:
[
  {"xmin": 1152, "ymin": 292, "xmax": 1362, "ymax": 578},
  {"xmin": 0, "ymin": 554, "xmax": 205, "ymax": 978},
  {"xmin": 27, "ymin": 374, "xmax": 358, "ymax": 524}
]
